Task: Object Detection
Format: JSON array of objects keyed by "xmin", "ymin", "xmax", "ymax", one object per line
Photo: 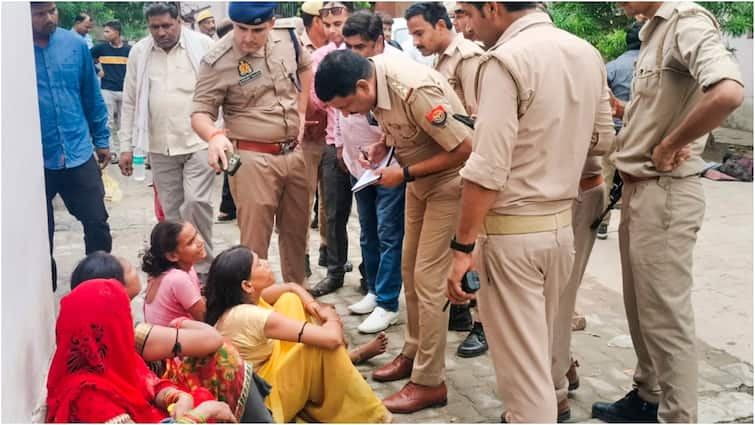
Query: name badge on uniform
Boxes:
[
  {"xmin": 238, "ymin": 59, "xmax": 262, "ymax": 86},
  {"xmin": 426, "ymin": 105, "xmax": 447, "ymax": 127}
]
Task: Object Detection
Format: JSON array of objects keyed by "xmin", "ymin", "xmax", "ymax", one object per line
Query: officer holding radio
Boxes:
[
  {"xmin": 449, "ymin": 3, "xmax": 614, "ymax": 422},
  {"xmin": 191, "ymin": 2, "xmax": 314, "ymax": 285}
]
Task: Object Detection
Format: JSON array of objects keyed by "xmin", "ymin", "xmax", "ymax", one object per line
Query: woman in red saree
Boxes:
[{"xmin": 46, "ymin": 279, "xmax": 236, "ymax": 423}]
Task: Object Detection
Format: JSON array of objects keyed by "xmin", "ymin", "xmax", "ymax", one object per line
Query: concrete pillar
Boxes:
[{"xmin": 1, "ymin": 2, "xmax": 57, "ymax": 422}]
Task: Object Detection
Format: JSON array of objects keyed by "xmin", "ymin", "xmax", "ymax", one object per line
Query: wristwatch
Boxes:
[
  {"xmin": 450, "ymin": 236, "xmax": 475, "ymax": 253},
  {"xmin": 403, "ymin": 166, "xmax": 416, "ymax": 182}
]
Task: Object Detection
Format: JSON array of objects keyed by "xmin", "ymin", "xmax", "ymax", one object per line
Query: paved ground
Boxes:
[{"xmin": 50, "ymin": 144, "xmax": 753, "ymax": 423}]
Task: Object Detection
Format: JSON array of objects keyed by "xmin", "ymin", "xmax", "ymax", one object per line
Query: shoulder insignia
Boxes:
[
  {"xmin": 202, "ymin": 36, "xmax": 233, "ymax": 66},
  {"xmin": 426, "ymin": 105, "xmax": 448, "ymax": 127},
  {"xmin": 388, "ymin": 77, "xmax": 413, "ymax": 102}
]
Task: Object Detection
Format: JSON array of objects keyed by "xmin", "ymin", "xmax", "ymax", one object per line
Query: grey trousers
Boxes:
[
  {"xmin": 101, "ymin": 89, "xmax": 122, "ymax": 153},
  {"xmin": 150, "ymin": 149, "xmax": 215, "ymax": 273}
]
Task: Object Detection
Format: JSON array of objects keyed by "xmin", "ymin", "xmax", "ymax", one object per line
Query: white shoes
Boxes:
[
  {"xmin": 348, "ymin": 293, "xmax": 377, "ymax": 315},
  {"xmin": 358, "ymin": 306, "xmax": 399, "ymax": 334}
]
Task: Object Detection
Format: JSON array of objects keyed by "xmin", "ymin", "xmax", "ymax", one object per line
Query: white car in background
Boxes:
[{"xmin": 391, "ymin": 17, "xmax": 436, "ymax": 67}]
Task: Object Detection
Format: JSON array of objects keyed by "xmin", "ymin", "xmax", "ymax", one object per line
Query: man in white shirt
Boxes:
[{"xmin": 119, "ymin": 2, "xmax": 216, "ymax": 277}]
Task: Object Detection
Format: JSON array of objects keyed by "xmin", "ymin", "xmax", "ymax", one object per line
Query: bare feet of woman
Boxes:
[{"xmin": 349, "ymin": 331, "xmax": 388, "ymax": 364}]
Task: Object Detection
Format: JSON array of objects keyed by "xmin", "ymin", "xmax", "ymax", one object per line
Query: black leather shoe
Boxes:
[
  {"xmin": 309, "ymin": 274, "xmax": 344, "ymax": 297},
  {"xmin": 457, "ymin": 322, "xmax": 488, "ymax": 357},
  {"xmin": 304, "ymin": 255, "xmax": 312, "ymax": 278},
  {"xmin": 592, "ymin": 389, "xmax": 659, "ymax": 423},
  {"xmin": 318, "ymin": 246, "xmax": 327, "ymax": 267},
  {"xmin": 358, "ymin": 262, "xmax": 368, "ymax": 294},
  {"xmin": 448, "ymin": 304, "xmax": 473, "ymax": 331},
  {"xmin": 344, "ymin": 260, "xmax": 353, "ymax": 273}
]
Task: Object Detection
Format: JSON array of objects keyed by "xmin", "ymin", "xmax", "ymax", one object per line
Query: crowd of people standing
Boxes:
[{"xmin": 34, "ymin": 0, "xmax": 744, "ymax": 423}]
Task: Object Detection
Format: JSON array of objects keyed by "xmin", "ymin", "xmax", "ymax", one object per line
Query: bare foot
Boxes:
[{"xmin": 349, "ymin": 331, "xmax": 388, "ymax": 364}]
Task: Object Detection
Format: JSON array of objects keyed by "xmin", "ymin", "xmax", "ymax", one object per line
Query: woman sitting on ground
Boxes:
[
  {"xmin": 204, "ymin": 246, "xmax": 391, "ymax": 423},
  {"xmin": 47, "ymin": 279, "xmax": 236, "ymax": 423},
  {"xmin": 142, "ymin": 220, "xmax": 207, "ymax": 325},
  {"xmin": 69, "ymin": 252, "xmax": 273, "ymax": 423}
]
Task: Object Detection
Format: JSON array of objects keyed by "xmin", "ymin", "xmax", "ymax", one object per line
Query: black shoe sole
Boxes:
[
  {"xmin": 308, "ymin": 285, "xmax": 343, "ymax": 298},
  {"xmin": 558, "ymin": 409, "xmax": 571, "ymax": 423},
  {"xmin": 448, "ymin": 324, "xmax": 473, "ymax": 332},
  {"xmin": 591, "ymin": 408, "xmax": 657, "ymax": 423},
  {"xmin": 456, "ymin": 347, "xmax": 488, "ymax": 358}
]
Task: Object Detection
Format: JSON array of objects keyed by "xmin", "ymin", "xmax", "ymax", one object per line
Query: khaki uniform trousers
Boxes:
[
  {"xmin": 401, "ymin": 175, "xmax": 461, "ymax": 386},
  {"xmin": 619, "ymin": 176, "xmax": 704, "ymax": 423},
  {"xmin": 150, "ymin": 149, "xmax": 215, "ymax": 274},
  {"xmin": 552, "ymin": 183, "xmax": 606, "ymax": 403},
  {"xmin": 477, "ymin": 222, "xmax": 574, "ymax": 423},
  {"xmin": 301, "ymin": 141, "xmax": 327, "ymax": 257},
  {"xmin": 229, "ymin": 148, "xmax": 310, "ymax": 284}
]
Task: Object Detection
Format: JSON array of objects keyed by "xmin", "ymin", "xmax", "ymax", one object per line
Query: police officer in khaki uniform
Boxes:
[
  {"xmin": 592, "ymin": 2, "xmax": 743, "ymax": 423},
  {"xmin": 406, "ymin": 2, "xmax": 483, "ymax": 115},
  {"xmin": 449, "ymin": 3, "xmax": 613, "ymax": 422},
  {"xmin": 314, "ymin": 49, "xmax": 472, "ymax": 414},
  {"xmin": 191, "ymin": 2, "xmax": 314, "ymax": 285},
  {"xmin": 405, "ymin": 1, "xmax": 487, "ymax": 357},
  {"xmin": 551, "ymin": 155, "xmax": 606, "ymax": 411}
]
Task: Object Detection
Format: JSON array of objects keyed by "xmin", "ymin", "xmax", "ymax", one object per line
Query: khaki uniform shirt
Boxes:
[
  {"xmin": 434, "ymin": 33, "xmax": 484, "ymax": 114},
  {"xmin": 460, "ymin": 12, "xmax": 614, "ymax": 216},
  {"xmin": 612, "ymin": 2, "xmax": 743, "ymax": 178},
  {"xmin": 192, "ymin": 29, "xmax": 313, "ymax": 142},
  {"xmin": 299, "ymin": 30, "xmax": 318, "ymax": 55},
  {"xmin": 370, "ymin": 54, "xmax": 472, "ymax": 182}
]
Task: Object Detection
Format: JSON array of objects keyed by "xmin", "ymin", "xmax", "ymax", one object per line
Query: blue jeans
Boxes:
[{"xmin": 352, "ymin": 175, "xmax": 405, "ymax": 312}]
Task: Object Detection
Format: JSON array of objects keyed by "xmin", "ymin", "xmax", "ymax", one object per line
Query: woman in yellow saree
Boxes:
[{"xmin": 204, "ymin": 245, "xmax": 391, "ymax": 423}]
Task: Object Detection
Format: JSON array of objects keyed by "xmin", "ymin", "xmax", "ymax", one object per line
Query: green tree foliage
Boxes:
[
  {"xmin": 549, "ymin": 2, "xmax": 753, "ymax": 61},
  {"xmin": 57, "ymin": 2, "xmax": 754, "ymax": 57},
  {"xmin": 57, "ymin": 2, "xmax": 148, "ymax": 41}
]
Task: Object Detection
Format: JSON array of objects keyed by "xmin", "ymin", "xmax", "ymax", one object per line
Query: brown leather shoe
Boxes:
[
  {"xmin": 557, "ymin": 398, "xmax": 571, "ymax": 423},
  {"xmin": 372, "ymin": 354, "xmax": 413, "ymax": 382},
  {"xmin": 383, "ymin": 381, "xmax": 447, "ymax": 414},
  {"xmin": 566, "ymin": 358, "xmax": 580, "ymax": 391}
]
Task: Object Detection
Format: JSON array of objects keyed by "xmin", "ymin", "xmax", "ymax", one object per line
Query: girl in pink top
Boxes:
[{"xmin": 142, "ymin": 220, "xmax": 207, "ymax": 326}]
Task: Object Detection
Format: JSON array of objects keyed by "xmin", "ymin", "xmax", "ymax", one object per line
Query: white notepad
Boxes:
[{"xmin": 351, "ymin": 147, "xmax": 396, "ymax": 193}]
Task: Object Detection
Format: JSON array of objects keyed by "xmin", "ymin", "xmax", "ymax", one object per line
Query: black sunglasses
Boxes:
[{"xmin": 319, "ymin": 6, "xmax": 345, "ymax": 18}]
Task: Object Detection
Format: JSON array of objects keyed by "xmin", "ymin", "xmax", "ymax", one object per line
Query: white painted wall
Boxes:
[
  {"xmin": 725, "ymin": 35, "xmax": 754, "ymax": 132},
  {"xmin": 1, "ymin": 2, "xmax": 57, "ymax": 422}
]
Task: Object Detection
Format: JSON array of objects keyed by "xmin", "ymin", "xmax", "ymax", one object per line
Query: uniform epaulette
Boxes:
[
  {"xmin": 675, "ymin": 3, "xmax": 719, "ymax": 29},
  {"xmin": 457, "ymin": 37, "xmax": 484, "ymax": 59},
  {"xmin": 274, "ymin": 17, "xmax": 301, "ymax": 30},
  {"xmin": 387, "ymin": 76, "xmax": 414, "ymax": 102},
  {"xmin": 202, "ymin": 35, "xmax": 233, "ymax": 66}
]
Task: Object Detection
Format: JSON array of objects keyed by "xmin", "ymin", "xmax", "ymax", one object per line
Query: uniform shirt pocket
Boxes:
[{"xmin": 632, "ymin": 68, "xmax": 661, "ymax": 99}]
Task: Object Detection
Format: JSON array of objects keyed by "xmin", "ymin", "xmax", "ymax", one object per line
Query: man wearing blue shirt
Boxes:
[{"xmin": 32, "ymin": 2, "xmax": 112, "ymax": 291}]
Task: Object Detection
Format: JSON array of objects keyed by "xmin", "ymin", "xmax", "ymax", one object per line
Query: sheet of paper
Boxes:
[{"xmin": 351, "ymin": 147, "xmax": 395, "ymax": 193}]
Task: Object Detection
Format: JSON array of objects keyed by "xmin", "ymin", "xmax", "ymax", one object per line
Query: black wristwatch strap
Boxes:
[
  {"xmin": 403, "ymin": 166, "xmax": 416, "ymax": 182},
  {"xmin": 450, "ymin": 236, "xmax": 475, "ymax": 253}
]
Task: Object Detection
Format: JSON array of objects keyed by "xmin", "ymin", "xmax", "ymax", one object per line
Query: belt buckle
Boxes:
[{"xmin": 280, "ymin": 140, "xmax": 298, "ymax": 155}]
